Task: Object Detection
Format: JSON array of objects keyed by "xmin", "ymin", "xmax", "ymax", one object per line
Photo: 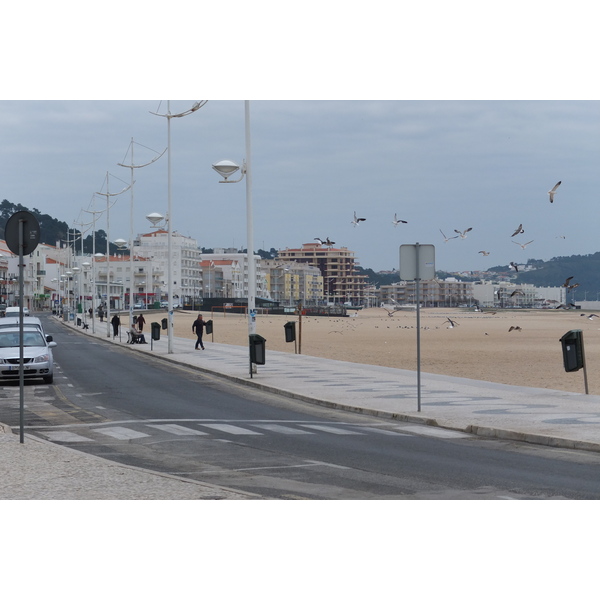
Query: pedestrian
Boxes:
[
  {"xmin": 111, "ymin": 313, "xmax": 121, "ymax": 338},
  {"xmin": 136, "ymin": 313, "xmax": 146, "ymax": 332},
  {"xmin": 192, "ymin": 313, "xmax": 206, "ymax": 350},
  {"xmin": 98, "ymin": 307, "xmax": 104, "ymax": 322},
  {"xmin": 88, "ymin": 307, "xmax": 93, "ymax": 319}
]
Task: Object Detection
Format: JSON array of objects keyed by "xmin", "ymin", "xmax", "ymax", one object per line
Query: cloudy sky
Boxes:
[{"xmin": 0, "ymin": 100, "xmax": 598, "ymax": 274}]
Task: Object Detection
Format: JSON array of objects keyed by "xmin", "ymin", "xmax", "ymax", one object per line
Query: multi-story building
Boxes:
[
  {"xmin": 277, "ymin": 242, "xmax": 367, "ymax": 305},
  {"xmin": 263, "ymin": 259, "xmax": 324, "ymax": 306},
  {"xmin": 134, "ymin": 229, "xmax": 202, "ymax": 305},
  {"xmin": 378, "ymin": 279, "xmax": 475, "ymax": 307}
]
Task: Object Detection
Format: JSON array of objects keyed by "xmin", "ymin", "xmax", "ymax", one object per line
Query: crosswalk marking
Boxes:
[
  {"xmin": 147, "ymin": 424, "xmax": 208, "ymax": 436},
  {"xmin": 253, "ymin": 424, "xmax": 315, "ymax": 435},
  {"xmin": 200, "ymin": 424, "xmax": 264, "ymax": 436},
  {"xmin": 300, "ymin": 424, "xmax": 365, "ymax": 435},
  {"xmin": 44, "ymin": 431, "xmax": 94, "ymax": 443},
  {"xmin": 91, "ymin": 426, "xmax": 150, "ymax": 440}
]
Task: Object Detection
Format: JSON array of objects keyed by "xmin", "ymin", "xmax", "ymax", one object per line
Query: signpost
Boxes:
[
  {"xmin": 399, "ymin": 243, "xmax": 435, "ymax": 412},
  {"xmin": 5, "ymin": 211, "xmax": 40, "ymax": 443}
]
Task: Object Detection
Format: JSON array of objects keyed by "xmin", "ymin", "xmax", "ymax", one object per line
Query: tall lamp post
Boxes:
[
  {"xmin": 149, "ymin": 100, "xmax": 207, "ymax": 354},
  {"xmin": 212, "ymin": 101, "xmax": 257, "ymax": 376}
]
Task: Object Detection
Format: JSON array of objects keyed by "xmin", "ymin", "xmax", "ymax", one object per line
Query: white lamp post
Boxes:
[
  {"xmin": 149, "ymin": 101, "xmax": 207, "ymax": 354},
  {"xmin": 212, "ymin": 101, "xmax": 257, "ymax": 375}
]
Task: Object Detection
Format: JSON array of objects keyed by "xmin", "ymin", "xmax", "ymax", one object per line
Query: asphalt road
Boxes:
[{"xmin": 3, "ymin": 314, "xmax": 600, "ymax": 499}]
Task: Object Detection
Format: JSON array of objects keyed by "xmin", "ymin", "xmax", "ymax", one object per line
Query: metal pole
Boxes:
[
  {"xmin": 105, "ymin": 173, "xmax": 111, "ymax": 337},
  {"xmin": 18, "ymin": 220, "xmax": 25, "ymax": 443},
  {"xmin": 415, "ymin": 242, "xmax": 422, "ymax": 412},
  {"xmin": 167, "ymin": 102, "xmax": 174, "ymax": 354},
  {"xmin": 581, "ymin": 331, "xmax": 589, "ymax": 395},
  {"xmin": 245, "ymin": 100, "xmax": 257, "ymax": 376}
]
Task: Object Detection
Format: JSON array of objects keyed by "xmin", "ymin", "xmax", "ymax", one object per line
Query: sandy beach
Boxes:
[{"xmin": 133, "ymin": 307, "xmax": 600, "ymax": 396}]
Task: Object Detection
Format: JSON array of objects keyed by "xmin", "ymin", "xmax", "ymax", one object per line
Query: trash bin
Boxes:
[
  {"xmin": 151, "ymin": 322, "xmax": 161, "ymax": 341},
  {"xmin": 77, "ymin": 317, "xmax": 82, "ymax": 327},
  {"xmin": 559, "ymin": 329, "xmax": 585, "ymax": 372},
  {"xmin": 161, "ymin": 317, "xmax": 168, "ymax": 330},
  {"xmin": 205, "ymin": 319, "xmax": 213, "ymax": 335},
  {"xmin": 249, "ymin": 333, "xmax": 266, "ymax": 365},
  {"xmin": 284, "ymin": 321, "xmax": 296, "ymax": 343}
]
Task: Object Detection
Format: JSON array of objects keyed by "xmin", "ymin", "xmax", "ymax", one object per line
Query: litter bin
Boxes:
[
  {"xmin": 205, "ymin": 319, "xmax": 213, "ymax": 335},
  {"xmin": 559, "ymin": 329, "xmax": 585, "ymax": 372},
  {"xmin": 161, "ymin": 317, "xmax": 168, "ymax": 330},
  {"xmin": 249, "ymin": 333, "xmax": 266, "ymax": 365},
  {"xmin": 77, "ymin": 317, "xmax": 82, "ymax": 327},
  {"xmin": 284, "ymin": 321, "xmax": 296, "ymax": 343},
  {"xmin": 151, "ymin": 322, "xmax": 161, "ymax": 341}
]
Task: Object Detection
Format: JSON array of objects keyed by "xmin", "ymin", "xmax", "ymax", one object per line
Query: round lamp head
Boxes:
[{"xmin": 212, "ymin": 160, "xmax": 240, "ymax": 180}]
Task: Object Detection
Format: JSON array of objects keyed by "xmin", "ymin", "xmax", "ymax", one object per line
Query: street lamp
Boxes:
[
  {"xmin": 212, "ymin": 101, "xmax": 257, "ymax": 376},
  {"xmin": 150, "ymin": 101, "xmax": 207, "ymax": 355}
]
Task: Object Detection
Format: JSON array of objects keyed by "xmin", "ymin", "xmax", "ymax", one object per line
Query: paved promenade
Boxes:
[{"xmin": 2, "ymin": 314, "xmax": 600, "ymax": 499}]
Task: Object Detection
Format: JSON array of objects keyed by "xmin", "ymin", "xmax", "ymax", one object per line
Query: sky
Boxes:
[{"xmin": 1, "ymin": 99, "xmax": 598, "ymax": 275}]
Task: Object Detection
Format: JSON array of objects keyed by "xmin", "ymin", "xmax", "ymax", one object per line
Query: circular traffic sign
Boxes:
[{"xmin": 4, "ymin": 211, "xmax": 40, "ymax": 255}]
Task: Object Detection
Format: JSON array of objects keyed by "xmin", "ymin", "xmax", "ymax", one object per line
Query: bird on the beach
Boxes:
[
  {"xmin": 440, "ymin": 229, "xmax": 459, "ymax": 243},
  {"xmin": 510, "ymin": 262, "xmax": 519, "ymax": 272},
  {"xmin": 548, "ymin": 180, "xmax": 561, "ymax": 203},
  {"xmin": 351, "ymin": 211, "xmax": 366, "ymax": 227},
  {"xmin": 392, "ymin": 213, "xmax": 407, "ymax": 226},
  {"xmin": 479, "ymin": 250, "xmax": 490, "ymax": 256},
  {"xmin": 511, "ymin": 224, "xmax": 524, "ymax": 237},
  {"xmin": 512, "ymin": 240, "xmax": 534, "ymax": 250},
  {"xmin": 454, "ymin": 227, "xmax": 472, "ymax": 239},
  {"xmin": 444, "ymin": 317, "xmax": 459, "ymax": 328},
  {"xmin": 508, "ymin": 326, "xmax": 522, "ymax": 332},
  {"xmin": 581, "ymin": 314, "xmax": 600, "ymax": 320}
]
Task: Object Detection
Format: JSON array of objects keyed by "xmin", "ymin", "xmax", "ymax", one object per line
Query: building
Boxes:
[
  {"xmin": 134, "ymin": 229, "xmax": 202, "ymax": 305},
  {"xmin": 378, "ymin": 279, "xmax": 475, "ymax": 307},
  {"xmin": 263, "ymin": 259, "xmax": 324, "ymax": 306},
  {"xmin": 277, "ymin": 242, "xmax": 367, "ymax": 305}
]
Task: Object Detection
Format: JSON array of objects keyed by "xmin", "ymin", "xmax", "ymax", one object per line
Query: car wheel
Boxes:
[{"xmin": 43, "ymin": 374, "xmax": 54, "ymax": 384}]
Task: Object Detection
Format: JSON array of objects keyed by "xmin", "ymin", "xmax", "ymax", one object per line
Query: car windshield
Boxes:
[{"xmin": 0, "ymin": 331, "xmax": 45, "ymax": 347}]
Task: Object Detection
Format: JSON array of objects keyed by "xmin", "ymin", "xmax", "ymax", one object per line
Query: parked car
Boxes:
[
  {"xmin": 4, "ymin": 306, "xmax": 30, "ymax": 316},
  {"xmin": 133, "ymin": 303, "xmax": 146, "ymax": 309},
  {"xmin": 0, "ymin": 316, "xmax": 45, "ymax": 336},
  {"xmin": 0, "ymin": 326, "xmax": 56, "ymax": 384}
]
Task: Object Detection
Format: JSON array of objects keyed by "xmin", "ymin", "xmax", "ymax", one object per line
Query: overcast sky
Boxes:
[{"xmin": 0, "ymin": 100, "xmax": 598, "ymax": 274}]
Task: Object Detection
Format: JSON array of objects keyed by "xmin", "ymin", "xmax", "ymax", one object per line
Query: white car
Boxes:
[
  {"xmin": 4, "ymin": 306, "xmax": 30, "ymax": 316},
  {"xmin": 0, "ymin": 326, "xmax": 56, "ymax": 384},
  {"xmin": 0, "ymin": 316, "xmax": 45, "ymax": 336}
]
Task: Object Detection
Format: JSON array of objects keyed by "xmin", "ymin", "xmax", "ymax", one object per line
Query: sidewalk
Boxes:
[{"xmin": 2, "ymin": 315, "xmax": 600, "ymax": 499}]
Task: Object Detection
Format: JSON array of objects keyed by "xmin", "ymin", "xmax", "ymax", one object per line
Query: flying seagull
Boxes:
[
  {"xmin": 351, "ymin": 211, "xmax": 366, "ymax": 227},
  {"xmin": 478, "ymin": 250, "xmax": 490, "ymax": 256},
  {"xmin": 510, "ymin": 262, "xmax": 519, "ymax": 272},
  {"xmin": 510, "ymin": 289, "xmax": 524, "ymax": 297},
  {"xmin": 548, "ymin": 181, "xmax": 561, "ymax": 203},
  {"xmin": 511, "ymin": 224, "xmax": 524, "ymax": 237},
  {"xmin": 454, "ymin": 227, "xmax": 472, "ymax": 239},
  {"xmin": 440, "ymin": 229, "xmax": 459, "ymax": 242},
  {"xmin": 392, "ymin": 213, "xmax": 408, "ymax": 226},
  {"xmin": 444, "ymin": 317, "xmax": 459, "ymax": 328},
  {"xmin": 562, "ymin": 276, "xmax": 574, "ymax": 288},
  {"xmin": 582, "ymin": 314, "xmax": 600, "ymax": 320},
  {"xmin": 508, "ymin": 326, "xmax": 522, "ymax": 332},
  {"xmin": 512, "ymin": 240, "xmax": 534, "ymax": 250}
]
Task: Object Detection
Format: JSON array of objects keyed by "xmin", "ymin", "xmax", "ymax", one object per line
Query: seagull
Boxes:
[
  {"xmin": 567, "ymin": 282, "xmax": 580, "ymax": 291},
  {"xmin": 512, "ymin": 240, "xmax": 534, "ymax": 250},
  {"xmin": 511, "ymin": 224, "xmax": 524, "ymax": 237},
  {"xmin": 444, "ymin": 317, "xmax": 459, "ymax": 328},
  {"xmin": 510, "ymin": 289, "xmax": 524, "ymax": 297},
  {"xmin": 383, "ymin": 308, "xmax": 398, "ymax": 317},
  {"xmin": 508, "ymin": 326, "xmax": 522, "ymax": 332},
  {"xmin": 324, "ymin": 237, "xmax": 335, "ymax": 247},
  {"xmin": 454, "ymin": 227, "xmax": 472, "ymax": 239},
  {"xmin": 392, "ymin": 213, "xmax": 408, "ymax": 226},
  {"xmin": 510, "ymin": 262, "xmax": 519, "ymax": 272},
  {"xmin": 351, "ymin": 211, "xmax": 366, "ymax": 227},
  {"xmin": 478, "ymin": 250, "xmax": 490, "ymax": 256},
  {"xmin": 548, "ymin": 180, "xmax": 561, "ymax": 203},
  {"xmin": 582, "ymin": 314, "xmax": 600, "ymax": 320},
  {"xmin": 440, "ymin": 229, "xmax": 459, "ymax": 242},
  {"xmin": 562, "ymin": 276, "xmax": 574, "ymax": 288}
]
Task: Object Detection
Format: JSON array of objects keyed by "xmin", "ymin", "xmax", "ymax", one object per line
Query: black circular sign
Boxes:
[{"xmin": 5, "ymin": 211, "xmax": 40, "ymax": 255}]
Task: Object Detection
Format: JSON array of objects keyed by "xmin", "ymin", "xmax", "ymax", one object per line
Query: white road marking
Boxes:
[
  {"xmin": 44, "ymin": 431, "xmax": 94, "ymax": 443},
  {"xmin": 200, "ymin": 424, "xmax": 263, "ymax": 435},
  {"xmin": 394, "ymin": 425, "xmax": 471, "ymax": 438},
  {"xmin": 300, "ymin": 424, "xmax": 365, "ymax": 435},
  {"xmin": 91, "ymin": 426, "xmax": 150, "ymax": 440},
  {"xmin": 253, "ymin": 424, "xmax": 315, "ymax": 435},
  {"xmin": 147, "ymin": 424, "xmax": 208, "ymax": 436}
]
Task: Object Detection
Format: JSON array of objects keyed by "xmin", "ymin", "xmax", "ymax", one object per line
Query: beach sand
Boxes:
[{"xmin": 134, "ymin": 307, "xmax": 600, "ymax": 395}]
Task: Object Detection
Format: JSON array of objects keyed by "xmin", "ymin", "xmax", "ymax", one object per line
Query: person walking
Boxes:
[
  {"xmin": 192, "ymin": 314, "xmax": 206, "ymax": 350},
  {"xmin": 111, "ymin": 313, "xmax": 121, "ymax": 338},
  {"xmin": 136, "ymin": 313, "xmax": 146, "ymax": 332},
  {"xmin": 98, "ymin": 307, "xmax": 104, "ymax": 322}
]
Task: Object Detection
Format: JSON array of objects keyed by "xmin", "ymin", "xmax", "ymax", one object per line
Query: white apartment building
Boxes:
[{"xmin": 134, "ymin": 229, "xmax": 202, "ymax": 304}]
